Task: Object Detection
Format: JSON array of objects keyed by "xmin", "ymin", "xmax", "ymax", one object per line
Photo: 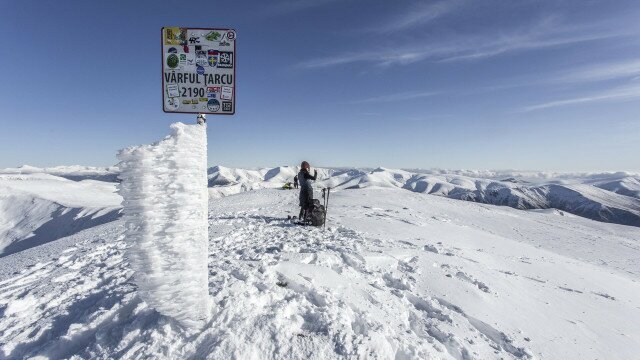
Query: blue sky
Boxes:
[{"xmin": 0, "ymin": 0, "xmax": 639, "ymax": 171}]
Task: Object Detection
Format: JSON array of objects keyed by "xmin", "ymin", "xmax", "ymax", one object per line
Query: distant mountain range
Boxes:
[
  {"xmin": 2, "ymin": 165, "xmax": 639, "ymax": 228},
  {"xmin": 207, "ymin": 166, "xmax": 640, "ymax": 227}
]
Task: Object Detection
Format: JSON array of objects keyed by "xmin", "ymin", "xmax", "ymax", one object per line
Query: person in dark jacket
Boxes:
[
  {"xmin": 297, "ymin": 161, "xmax": 317, "ymax": 220},
  {"xmin": 293, "ymin": 175, "xmax": 299, "ymax": 189}
]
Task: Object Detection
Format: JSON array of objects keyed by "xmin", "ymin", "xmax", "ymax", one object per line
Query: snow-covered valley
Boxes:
[{"xmin": 0, "ymin": 166, "xmax": 638, "ymax": 359}]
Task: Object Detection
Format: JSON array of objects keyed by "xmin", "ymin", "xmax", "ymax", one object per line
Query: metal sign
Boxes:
[{"xmin": 162, "ymin": 27, "xmax": 236, "ymax": 115}]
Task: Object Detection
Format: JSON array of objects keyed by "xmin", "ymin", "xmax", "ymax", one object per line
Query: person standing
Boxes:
[{"xmin": 297, "ymin": 161, "xmax": 317, "ymax": 220}]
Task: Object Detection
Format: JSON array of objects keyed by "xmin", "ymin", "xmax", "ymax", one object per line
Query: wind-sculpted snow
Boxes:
[{"xmin": 117, "ymin": 122, "xmax": 210, "ymax": 329}]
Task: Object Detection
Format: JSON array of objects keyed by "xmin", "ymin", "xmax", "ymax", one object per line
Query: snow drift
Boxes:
[{"xmin": 117, "ymin": 122, "xmax": 210, "ymax": 329}]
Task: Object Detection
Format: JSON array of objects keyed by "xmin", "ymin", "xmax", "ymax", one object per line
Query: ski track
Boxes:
[{"xmin": 0, "ymin": 188, "xmax": 639, "ymax": 359}]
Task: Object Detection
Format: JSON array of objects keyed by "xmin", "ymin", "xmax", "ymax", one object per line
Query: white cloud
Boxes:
[
  {"xmin": 437, "ymin": 30, "xmax": 614, "ymax": 62},
  {"xmin": 349, "ymin": 91, "xmax": 440, "ymax": 104},
  {"xmin": 297, "ymin": 52, "xmax": 373, "ymax": 69},
  {"xmin": 375, "ymin": 0, "xmax": 462, "ymax": 33},
  {"xmin": 519, "ymin": 84, "xmax": 640, "ymax": 112},
  {"xmin": 266, "ymin": 0, "xmax": 340, "ymax": 15},
  {"xmin": 555, "ymin": 59, "xmax": 640, "ymax": 83},
  {"xmin": 296, "ymin": 48, "xmax": 446, "ymax": 68},
  {"xmin": 296, "ymin": 16, "xmax": 623, "ymax": 69},
  {"xmin": 475, "ymin": 57, "xmax": 640, "ymax": 92}
]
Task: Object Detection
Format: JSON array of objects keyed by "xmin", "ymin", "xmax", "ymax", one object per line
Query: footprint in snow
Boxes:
[
  {"xmin": 423, "ymin": 244, "xmax": 439, "ymax": 254},
  {"xmin": 382, "ymin": 272, "xmax": 413, "ymax": 291},
  {"xmin": 558, "ymin": 286, "xmax": 583, "ymax": 294},
  {"xmin": 592, "ymin": 292, "xmax": 616, "ymax": 300},
  {"xmin": 455, "ymin": 271, "xmax": 491, "ymax": 293},
  {"xmin": 523, "ymin": 276, "xmax": 546, "ymax": 284},
  {"xmin": 405, "ymin": 293, "xmax": 452, "ymax": 323},
  {"xmin": 398, "ymin": 240, "xmax": 418, "ymax": 248},
  {"xmin": 397, "ymin": 261, "xmax": 418, "ymax": 275}
]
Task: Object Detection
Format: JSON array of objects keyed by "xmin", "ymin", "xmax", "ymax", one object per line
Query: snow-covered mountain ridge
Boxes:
[
  {"xmin": 207, "ymin": 166, "xmax": 640, "ymax": 227},
  {"xmin": 1, "ymin": 165, "xmax": 120, "ymax": 182},
  {"xmin": 3, "ymin": 165, "xmax": 639, "ymax": 228}
]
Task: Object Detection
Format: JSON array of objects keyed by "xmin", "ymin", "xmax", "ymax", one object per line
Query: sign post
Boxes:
[{"xmin": 162, "ymin": 27, "xmax": 236, "ymax": 116}]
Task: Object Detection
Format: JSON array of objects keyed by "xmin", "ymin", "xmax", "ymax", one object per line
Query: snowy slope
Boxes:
[
  {"xmin": 0, "ymin": 187, "xmax": 638, "ymax": 359},
  {"xmin": 0, "ymin": 174, "xmax": 121, "ymax": 256},
  {"xmin": 592, "ymin": 177, "xmax": 640, "ymax": 199}
]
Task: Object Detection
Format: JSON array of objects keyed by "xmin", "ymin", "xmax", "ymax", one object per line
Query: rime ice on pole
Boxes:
[{"xmin": 117, "ymin": 122, "xmax": 210, "ymax": 329}]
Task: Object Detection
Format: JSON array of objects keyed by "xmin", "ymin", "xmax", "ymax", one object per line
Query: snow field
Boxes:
[
  {"xmin": 0, "ymin": 188, "xmax": 638, "ymax": 358},
  {"xmin": 0, "ymin": 176, "xmax": 640, "ymax": 360},
  {"xmin": 202, "ymin": 189, "xmax": 639, "ymax": 359},
  {"xmin": 117, "ymin": 122, "xmax": 210, "ymax": 329}
]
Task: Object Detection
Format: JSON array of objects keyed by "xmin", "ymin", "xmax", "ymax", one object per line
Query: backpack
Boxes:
[{"xmin": 309, "ymin": 199, "xmax": 325, "ymax": 227}]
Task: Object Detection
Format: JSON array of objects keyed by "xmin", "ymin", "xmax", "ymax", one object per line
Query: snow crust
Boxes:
[{"xmin": 117, "ymin": 122, "xmax": 210, "ymax": 329}]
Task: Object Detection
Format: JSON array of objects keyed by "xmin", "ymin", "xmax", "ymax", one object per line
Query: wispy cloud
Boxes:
[
  {"xmin": 555, "ymin": 59, "xmax": 640, "ymax": 83},
  {"xmin": 437, "ymin": 29, "xmax": 614, "ymax": 62},
  {"xmin": 296, "ymin": 49, "xmax": 447, "ymax": 68},
  {"xmin": 349, "ymin": 91, "xmax": 440, "ymax": 104},
  {"xmin": 266, "ymin": 0, "xmax": 339, "ymax": 15},
  {"xmin": 456, "ymin": 56, "xmax": 640, "ymax": 95},
  {"xmin": 296, "ymin": 16, "xmax": 624, "ymax": 69},
  {"xmin": 296, "ymin": 52, "xmax": 372, "ymax": 69},
  {"xmin": 374, "ymin": 0, "xmax": 463, "ymax": 33},
  {"xmin": 519, "ymin": 84, "xmax": 640, "ymax": 112}
]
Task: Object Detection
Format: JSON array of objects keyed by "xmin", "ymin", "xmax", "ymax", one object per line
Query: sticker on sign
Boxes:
[{"xmin": 162, "ymin": 27, "xmax": 235, "ymax": 115}]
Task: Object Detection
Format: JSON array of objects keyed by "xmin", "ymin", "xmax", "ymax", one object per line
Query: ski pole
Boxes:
[
  {"xmin": 322, "ymin": 188, "xmax": 326, "ymax": 228},
  {"xmin": 324, "ymin": 187, "xmax": 330, "ymax": 229}
]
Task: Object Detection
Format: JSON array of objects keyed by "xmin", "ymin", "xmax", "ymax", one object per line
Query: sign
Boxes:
[{"xmin": 162, "ymin": 27, "xmax": 236, "ymax": 115}]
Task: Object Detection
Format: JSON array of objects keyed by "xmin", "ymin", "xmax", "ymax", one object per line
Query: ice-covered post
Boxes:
[{"xmin": 117, "ymin": 122, "xmax": 210, "ymax": 329}]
